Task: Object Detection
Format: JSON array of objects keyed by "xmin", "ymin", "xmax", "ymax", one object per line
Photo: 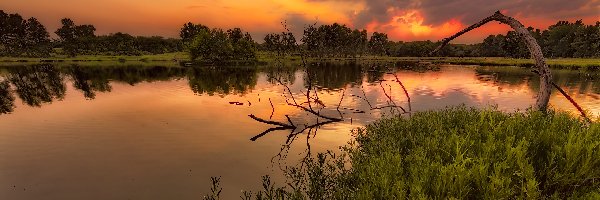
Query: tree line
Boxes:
[
  {"xmin": 0, "ymin": 10, "xmax": 183, "ymax": 57},
  {"xmin": 1, "ymin": 10, "xmax": 599, "ymax": 59},
  {"xmin": 256, "ymin": 21, "xmax": 599, "ymax": 58},
  {"xmin": 181, "ymin": 23, "xmax": 257, "ymax": 63}
]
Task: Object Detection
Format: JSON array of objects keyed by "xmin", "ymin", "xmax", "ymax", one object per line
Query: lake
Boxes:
[{"xmin": 0, "ymin": 62, "xmax": 598, "ymax": 199}]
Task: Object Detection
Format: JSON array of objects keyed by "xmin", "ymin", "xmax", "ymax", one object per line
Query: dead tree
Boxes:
[
  {"xmin": 431, "ymin": 11, "xmax": 553, "ymax": 112},
  {"xmin": 432, "ymin": 11, "xmax": 592, "ymax": 122}
]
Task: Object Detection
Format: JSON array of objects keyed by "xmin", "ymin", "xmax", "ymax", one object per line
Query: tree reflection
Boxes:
[
  {"xmin": 475, "ymin": 67, "xmax": 600, "ymax": 94},
  {"xmin": 0, "ymin": 80, "xmax": 15, "ymax": 114},
  {"xmin": 265, "ymin": 65, "xmax": 298, "ymax": 85},
  {"xmin": 64, "ymin": 65, "xmax": 189, "ymax": 99},
  {"xmin": 69, "ymin": 66, "xmax": 112, "ymax": 99},
  {"xmin": 305, "ymin": 62, "xmax": 364, "ymax": 90},
  {"xmin": 187, "ymin": 67, "xmax": 258, "ymax": 96},
  {"xmin": 8, "ymin": 65, "xmax": 66, "ymax": 107}
]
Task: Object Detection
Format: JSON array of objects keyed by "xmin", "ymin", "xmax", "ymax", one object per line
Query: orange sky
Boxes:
[{"xmin": 1, "ymin": 0, "xmax": 599, "ymax": 43}]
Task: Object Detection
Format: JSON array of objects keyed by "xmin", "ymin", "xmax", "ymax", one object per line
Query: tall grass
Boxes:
[{"xmin": 206, "ymin": 107, "xmax": 600, "ymax": 199}]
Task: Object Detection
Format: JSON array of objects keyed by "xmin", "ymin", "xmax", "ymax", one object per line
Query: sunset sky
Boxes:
[{"xmin": 2, "ymin": 0, "xmax": 599, "ymax": 43}]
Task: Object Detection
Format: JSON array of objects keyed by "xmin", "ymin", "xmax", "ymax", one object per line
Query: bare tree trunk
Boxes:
[{"xmin": 431, "ymin": 11, "xmax": 552, "ymax": 112}]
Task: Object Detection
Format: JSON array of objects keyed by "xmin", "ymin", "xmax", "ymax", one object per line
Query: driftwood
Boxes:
[{"xmin": 431, "ymin": 11, "xmax": 553, "ymax": 112}]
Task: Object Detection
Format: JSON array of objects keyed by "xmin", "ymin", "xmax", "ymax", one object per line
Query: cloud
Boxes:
[{"xmin": 352, "ymin": 0, "xmax": 600, "ymax": 27}]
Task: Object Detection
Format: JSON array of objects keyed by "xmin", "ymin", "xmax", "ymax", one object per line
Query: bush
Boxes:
[
  {"xmin": 208, "ymin": 107, "xmax": 600, "ymax": 199},
  {"xmin": 186, "ymin": 28, "xmax": 257, "ymax": 64}
]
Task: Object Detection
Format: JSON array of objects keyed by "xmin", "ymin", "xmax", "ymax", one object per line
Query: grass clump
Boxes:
[
  {"xmin": 208, "ymin": 107, "xmax": 600, "ymax": 199},
  {"xmin": 344, "ymin": 107, "xmax": 600, "ymax": 199}
]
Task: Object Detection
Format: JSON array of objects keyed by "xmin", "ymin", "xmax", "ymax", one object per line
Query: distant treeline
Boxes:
[
  {"xmin": 1, "ymin": 10, "xmax": 599, "ymax": 59},
  {"xmin": 0, "ymin": 10, "xmax": 183, "ymax": 57},
  {"xmin": 256, "ymin": 21, "xmax": 600, "ymax": 58}
]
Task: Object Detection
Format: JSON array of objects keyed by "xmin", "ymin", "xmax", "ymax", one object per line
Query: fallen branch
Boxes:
[
  {"xmin": 249, "ymin": 114, "xmax": 295, "ymax": 128},
  {"xmin": 431, "ymin": 11, "xmax": 553, "ymax": 112}
]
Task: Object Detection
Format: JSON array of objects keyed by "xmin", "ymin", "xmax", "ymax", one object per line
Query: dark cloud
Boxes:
[
  {"xmin": 353, "ymin": 0, "xmax": 415, "ymax": 28},
  {"xmin": 418, "ymin": 0, "xmax": 598, "ymax": 25},
  {"xmin": 350, "ymin": 0, "xmax": 599, "ymax": 28}
]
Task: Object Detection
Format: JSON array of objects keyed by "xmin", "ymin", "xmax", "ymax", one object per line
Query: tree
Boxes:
[
  {"xmin": 502, "ymin": 31, "xmax": 530, "ymax": 58},
  {"xmin": 369, "ymin": 32, "xmax": 389, "ymax": 56},
  {"xmin": 55, "ymin": 18, "xmax": 97, "ymax": 56},
  {"xmin": 180, "ymin": 22, "xmax": 209, "ymax": 43},
  {"xmin": 348, "ymin": 29, "xmax": 368, "ymax": 58},
  {"xmin": 542, "ymin": 20, "xmax": 584, "ymax": 58},
  {"xmin": 228, "ymin": 28, "xmax": 257, "ymax": 60},
  {"xmin": 264, "ymin": 32, "xmax": 297, "ymax": 57},
  {"xmin": 478, "ymin": 34, "xmax": 506, "ymax": 57},
  {"xmin": 571, "ymin": 22, "xmax": 600, "ymax": 57},
  {"xmin": 24, "ymin": 17, "xmax": 51, "ymax": 57},
  {"xmin": 301, "ymin": 24, "xmax": 324, "ymax": 57},
  {"xmin": 0, "ymin": 12, "xmax": 26, "ymax": 56},
  {"xmin": 187, "ymin": 28, "xmax": 233, "ymax": 63},
  {"xmin": 0, "ymin": 11, "xmax": 51, "ymax": 57}
]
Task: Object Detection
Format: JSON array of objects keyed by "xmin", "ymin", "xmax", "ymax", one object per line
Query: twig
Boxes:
[
  {"xmin": 248, "ymin": 114, "xmax": 295, "ymax": 128},
  {"xmin": 269, "ymin": 98, "xmax": 274, "ymax": 119}
]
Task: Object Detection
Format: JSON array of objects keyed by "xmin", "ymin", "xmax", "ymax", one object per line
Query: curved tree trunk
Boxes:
[{"xmin": 431, "ymin": 11, "xmax": 552, "ymax": 112}]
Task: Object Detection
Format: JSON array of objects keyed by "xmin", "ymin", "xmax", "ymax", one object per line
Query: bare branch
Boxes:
[
  {"xmin": 431, "ymin": 11, "xmax": 553, "ymax": 112},
  {"xmin": 249, "ymin": 114, "xmax": 295, "ymax": 128}
]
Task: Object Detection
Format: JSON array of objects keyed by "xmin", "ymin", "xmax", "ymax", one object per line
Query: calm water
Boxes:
[{"xmin": 0, "ymin": 63, "xmax": 598, "ymax": 199}]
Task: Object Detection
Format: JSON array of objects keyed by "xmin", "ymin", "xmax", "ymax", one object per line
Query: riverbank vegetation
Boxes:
[
  {"xmin": 2, "ymin": 53, "xmax": 599, "ymax": 71},
  {"xmin": 1, "ymin": 9, "xmax": 598, "ymax": 62},
  {"xmin": 204, "ymin": 107, "xmax": 600, "ymax": 199}
]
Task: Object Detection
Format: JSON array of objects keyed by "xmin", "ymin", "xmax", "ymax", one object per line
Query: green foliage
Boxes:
[
  {"xmin": 369, "ymin": 32, "xmax": 389, "ymax": 56},
  {"xmin": 300, "ymin": 23, "xmax": 368, "ymax": 58},
  {"xmin": 180, "ymin": 22, "xmax": 209, "ymax": 44},
  {"xmin": 186, "ymin": 27, "xmax": 257, "ymax": 63},
  {"xmin": 263, "ymin": 32, "xmax": 297, "ymax": 57},
  {"xmin": 217, "ymin": 107, "xmax": 600, "ymax": 199},
  {"xmin": 187, "ymin": 28, "xmax": 232, "ymax": 62},
  {"xmin": 0, "ymin": 10, "xmax": 51, "ymax": 57},
  {"xmin": 55, "ymin": 18, "xmax": 97, "ymax": 56},
  {"xmin": 53, "ymin": 18, "xmax": 182, "ymax": 57}
]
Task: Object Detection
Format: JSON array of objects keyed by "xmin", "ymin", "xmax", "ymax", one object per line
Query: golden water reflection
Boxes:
[{"xmin": 0, "ymin": 64, "xmax": 598, "ymax": 199}]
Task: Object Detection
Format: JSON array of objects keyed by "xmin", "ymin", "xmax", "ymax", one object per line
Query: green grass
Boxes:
[
  {"xmin": 0, "ymin": 52, "xmax": 187, "ymax": 62},
  {"xmin": 432, "ymin": 57, "xmax": 600, "ymax": 70},
  {"xmin": 1, "ymin": 52, "xmax": 599, "ymax": 71},
  {"xmin": 208, "ymin": 107, "xmax": 600, "ymax": 199},
  {"xmin": 0, "ymin": 52, "xmax": 186, "ymax": 67}
]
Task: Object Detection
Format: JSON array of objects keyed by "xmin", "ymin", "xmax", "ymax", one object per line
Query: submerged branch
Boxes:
[{"xmin": 249, "ymin": 114, "xmax": 296, "ymax": 128}]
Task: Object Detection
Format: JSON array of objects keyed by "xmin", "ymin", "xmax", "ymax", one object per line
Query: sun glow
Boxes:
[{"xmin": 366, "ymin": 10, "xmax": 464, "ymax": 41}]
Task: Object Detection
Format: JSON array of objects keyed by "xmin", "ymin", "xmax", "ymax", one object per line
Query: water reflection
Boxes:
[
  {"xmin": 7, "ymin": 65, "xmax": 66, "ymax": 107},
  {"xmin": 0, "ymin": 63, "xmax": 599, "ymax": 200},
  {"xmin": 0, "ymin": 80, "xmax": 15, "ymax": 114},
  {"xmin": 306, "ymin": 62, "xmax": 364, "ymax": 89},
  {"xmin": 187, "ymin": 67, "xmax": 257, "ymax": 96},
  {"xmin": 0, "ymin": 64, "xmax": 597, "ymax": 118}
]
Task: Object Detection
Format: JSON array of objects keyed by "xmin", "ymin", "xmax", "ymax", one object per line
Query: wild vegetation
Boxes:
[
  {"xmin": 2, "ymin": 9, "xmax": 598, "ymax": 61},
  {"xmin": 203, "ymin": 107, "xmax": 600, "ymax": 199}
]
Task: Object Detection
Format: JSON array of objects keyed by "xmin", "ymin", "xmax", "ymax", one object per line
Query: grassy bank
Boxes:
[
  {"xmin": 1, "ymin": 53, "xmax": 599, "ymax": 71},
  {"xmin": 0, "ymin": 52, "xmax": 187, "ymax": 62},
  {"xmin": 210, "ymin": 107, "xmax": 600, "ymax": 199},
  {"xmin": 430, "ymin": 57, "xmax": 600, "ymax": 71}
]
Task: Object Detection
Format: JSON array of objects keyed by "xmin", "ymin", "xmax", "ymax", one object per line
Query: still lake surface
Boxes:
[{"xmin": 0, "ymin": 62, "xmax": 598, "ymax": 199}]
